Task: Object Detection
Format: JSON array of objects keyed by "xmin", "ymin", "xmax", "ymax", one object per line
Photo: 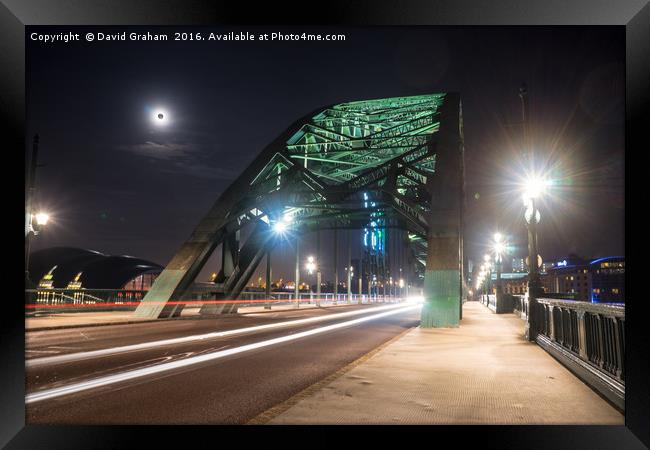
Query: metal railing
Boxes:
[
  {"xmin": 25, "ymin": 288, "xmax": 402, "ymax": 315},
  {"xmin": 512, "ymin": 294, "xmax": 528, "ymax": 318},
  {"xmin": 533, "ymin": 298, "xmax": 625, "ymax": 383},
  {"xmin": 491, "ymin": 294, "xmax": 625, "ymax": 410},
  {"xmin": 479, "ymin": 294, "xmax": 496, "ymax": 311},
  {"xmin": 25, "ymin": 288, "xmax": 147, "ymax": 314}
]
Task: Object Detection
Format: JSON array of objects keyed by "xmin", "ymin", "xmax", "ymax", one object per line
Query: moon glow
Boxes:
[{"xmin": 151, "ymin": 109, "xmax": 169, "ymax": 126}]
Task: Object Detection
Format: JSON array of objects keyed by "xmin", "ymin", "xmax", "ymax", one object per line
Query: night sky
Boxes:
[{"xmin": 27, "ymin": 26, "xmax": 624, "ymax": 281}]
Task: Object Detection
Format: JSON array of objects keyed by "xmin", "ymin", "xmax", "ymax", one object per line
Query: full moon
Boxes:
[{"xmin": 151, "ymin": 109, "xmax": 169, "ymax": 126}]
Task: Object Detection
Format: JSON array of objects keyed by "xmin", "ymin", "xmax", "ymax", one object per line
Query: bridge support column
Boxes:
[
  {"xmin": 420, "ymin": 93, "xmax": 463, "ymax": 328},
  {"xmin": 421, "ymin": 235, "xmax": 460, "ymax": 327}
]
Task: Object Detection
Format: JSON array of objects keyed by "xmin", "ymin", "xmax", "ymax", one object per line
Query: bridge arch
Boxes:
[{"xmin": 134, "ymin": 93, "xmax": 465, "ymax": 327}]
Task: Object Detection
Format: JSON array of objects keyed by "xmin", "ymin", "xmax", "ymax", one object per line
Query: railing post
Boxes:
[
  {"xmin": 576, "ymin": 310, "xmax": 588, "ymax": 359},
  {"xmin": 524, "ymin": 295, "xmax": 538, "ymax": 341},
  {"xmin": 548, "ymin": 304, "xmax": 555, "ymax": 341},
  {"xmin": 612, "ymin": 317, "xmax": 624, "ymax": 380}
]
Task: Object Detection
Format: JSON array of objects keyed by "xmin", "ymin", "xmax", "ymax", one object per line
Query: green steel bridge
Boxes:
[{"xmin": 134, "ymin": 93, "xmax": 465, "ymax": 327}]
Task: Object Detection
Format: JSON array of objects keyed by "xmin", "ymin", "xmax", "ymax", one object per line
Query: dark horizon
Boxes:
[{"xmin": 27, "ymin": 26, "xmax": 625, "ymax": 280}]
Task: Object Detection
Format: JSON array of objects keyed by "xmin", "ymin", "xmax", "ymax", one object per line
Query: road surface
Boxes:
[{"xmin": 26, "ymin": 302, "xmax": 420, "ymax": 424}]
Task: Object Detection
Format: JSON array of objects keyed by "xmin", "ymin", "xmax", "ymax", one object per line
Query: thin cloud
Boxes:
[
  {"xmin": 118, "ymin": 141, "xmax": 193, "ymax": 161},
  {"xmin": 118, "ymin": 141, "xmax": 236, "ymax": 180}
]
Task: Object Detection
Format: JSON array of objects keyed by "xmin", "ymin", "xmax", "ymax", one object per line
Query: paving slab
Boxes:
[{"xmin": 268, "ymin": 301, "xmax": 624, "ymax": 424}]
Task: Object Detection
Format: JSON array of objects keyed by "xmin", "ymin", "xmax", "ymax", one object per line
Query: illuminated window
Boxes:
[{"xmin": 612, "ymin": 288, "xmax": 619, "ymax": 294}]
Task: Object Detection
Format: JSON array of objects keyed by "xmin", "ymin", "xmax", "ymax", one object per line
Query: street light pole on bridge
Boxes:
[{"xmin": 520, "ymin": 84, "xmax": 544, "ymax": 341}]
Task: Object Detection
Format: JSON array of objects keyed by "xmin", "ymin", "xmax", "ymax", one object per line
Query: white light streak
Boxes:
[
  {"xmin": 26, "ymin": 304, "xmax": 418, "ymax": 404},
  {"xmin": 27, "ymin": 303, "xmax": 410, "ymax": 368}
]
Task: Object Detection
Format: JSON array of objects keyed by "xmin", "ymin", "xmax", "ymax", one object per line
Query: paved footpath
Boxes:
[{"xmin": 266, "ymin": 301, "xmax": 624, "ymax": 424}]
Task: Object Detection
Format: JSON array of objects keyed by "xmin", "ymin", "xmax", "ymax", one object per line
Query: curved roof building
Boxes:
[{"xmin": 28, "ymin": 247, "xmax": 163, "ymax": 289}]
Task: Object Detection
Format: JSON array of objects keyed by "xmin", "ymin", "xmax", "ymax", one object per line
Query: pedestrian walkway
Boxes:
[{"xmin": 266, "ymin": 301, "xmax": 624, "ymax": 424}]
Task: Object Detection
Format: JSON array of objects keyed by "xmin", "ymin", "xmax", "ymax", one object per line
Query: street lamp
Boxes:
[
  {"xmin": 306, "ymin": 255, "xmax": 316, "ymax": 275},
  {"xmin": 25, "ymin": 210, "xmax": 50, "ymax": 286},
  {"xmin": 35, "ymin": 212, "xmax": 50, "ymax": 226},
  {"xmin": 522, "ymin": 175, "xmax": 547, "ymax": 297},
  {"xmin": 521, "ymin": 173, "xmax": 549, "ymax": 340},
  {"xmin": 493, "ymin": 232, "xmax": 507, "ymax": 301},
  {"xmin": 305, "ymin": 254, "xmax": 322, "ymax": 305},
  {"xmin": 483, "ymin": 254, "xmax": 492, "ymax": 297},
  {"xmin": 273, "ymin": 213, "xmax": 293, "ymax": 235}
]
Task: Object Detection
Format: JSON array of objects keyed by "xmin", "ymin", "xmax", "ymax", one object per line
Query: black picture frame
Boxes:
[{"xmin": 2, "ymin": 1, "xmax": 647, "ymax": 447}]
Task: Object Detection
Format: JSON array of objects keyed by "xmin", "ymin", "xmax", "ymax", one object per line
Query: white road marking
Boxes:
[
  {"xmin": 25, "ymin": 304, "xmax": 419, "ymax": 404},
  {"xmin": 27, "ymin": 303, "xmax": 410, "ymax": 368}
]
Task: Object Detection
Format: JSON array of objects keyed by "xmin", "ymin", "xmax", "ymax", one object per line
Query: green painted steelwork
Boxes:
[
  {"xmin": 421, "ymin": 269, "xmax": 460, "ymax": 327},
  {"xmin": 134, "ymin": 93, "xmax": 463, "ymax": 325}
]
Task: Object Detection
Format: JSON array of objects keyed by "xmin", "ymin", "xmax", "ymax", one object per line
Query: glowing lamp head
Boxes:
[
  {"xmin": 494, "ymin": 232, "xmax": 503, "ymax": 243},
  {"xmin": 523, "ymin": 175, "xmax": 549, "ymax": 200},
  {"xmin": 484, "ymin": 254, "xmax": 491, "ymax": 262},
  {"xmin": 273, "ymin": 221, "xmax": 287, "ymax": 234},
  {"xmin": 34, "ymin": 212, "xmax": 50, "ymax": 226},
  {"xmin": 305, "ymin": 255, "xmax": 316, "ymax": 274}
]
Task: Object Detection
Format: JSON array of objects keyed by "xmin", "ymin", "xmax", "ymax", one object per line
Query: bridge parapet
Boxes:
[{"xmin": 532, "ymin": 298, "xmax": 625, "ymax": 410}]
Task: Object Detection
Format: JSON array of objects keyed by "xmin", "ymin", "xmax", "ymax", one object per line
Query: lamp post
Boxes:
[
  {"xmin": 305, "ymin": 256, "xmax": 320, "ymax": 304},
  {"xmin": 483, "ymin": 254, "xmax": 492, "ymax": 296},
  {"xmin": 493, "ymin": 233, "xmax": 506, "ymax": 302},
  {"xmin": 523, "ymin": 175, "xmax": 547, "ymax": 340},
  {"xmin": 265, "ymin": 251, "xmax": 272, "ymax": 309},
  {"xmin": 295, "ymin": 235, "xmax": 300, "ymax": 308},
  {"xmin": 347, "ymin": 229, "xmax": 352, "ymax": 303},
  {"xmin": 316, "ymin": 230, "xmax": 321, "ymax": 306},
  {"xmin": 26, "ymin": 134, "xmax": 51, "ymax": 287},
  {"xmin": 476, "ymin": 261, "xmax": 487, "ymax": 302}
]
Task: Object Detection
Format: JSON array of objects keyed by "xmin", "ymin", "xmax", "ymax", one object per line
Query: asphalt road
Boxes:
[{"xmin": 26, "ymin": 303, "xmax": 420, "ymax": 424}]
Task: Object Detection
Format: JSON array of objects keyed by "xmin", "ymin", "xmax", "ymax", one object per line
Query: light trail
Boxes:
[
  {"xmin": 27, "ymin": 303, "xmax": 412, "ymax": 368},
  {"xmin": 26, "ymin": 303, "xmax": 419, "ymax": 404}
]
